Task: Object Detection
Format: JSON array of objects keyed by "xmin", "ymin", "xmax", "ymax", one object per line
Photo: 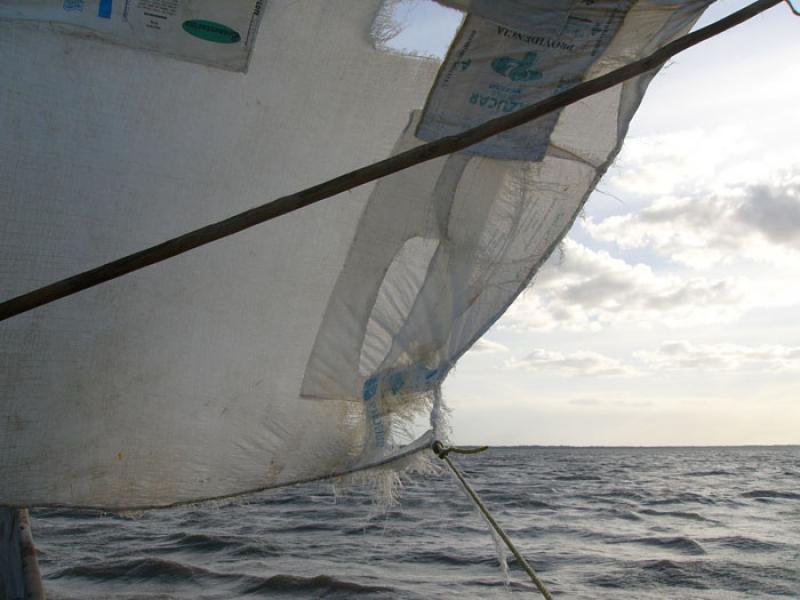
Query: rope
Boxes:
[
  {"xmin": 0, "ymin": 0, "xmax": 781, "ymax": 322},
  {"xmin": 433, "ymin": 443, "xmax": 489, "ymax": 458},
  {"xmin": 432, "ymin": 441, "xmax": 555, "ymax": 600}
]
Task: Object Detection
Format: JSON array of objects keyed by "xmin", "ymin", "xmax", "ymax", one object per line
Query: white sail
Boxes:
[{"xmin": 0, "ymin": 0, "xmax": 710, "ymax": 509}]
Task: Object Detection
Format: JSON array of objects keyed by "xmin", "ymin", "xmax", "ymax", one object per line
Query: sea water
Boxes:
[{"xmin": 33, "ymin": 446, "xmax": 800, "ymax": 599}]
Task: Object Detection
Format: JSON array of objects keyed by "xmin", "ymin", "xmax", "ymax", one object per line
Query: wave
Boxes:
[
  {"xmin": 500, "ymin": 498, "xmax": 555, "ymax": 510},
  {"xmin": 589, "ymin": 559, "xmax": 707, "ymax": 591},
  {"xmin": 37, "ymin": 524, "xmax": 101, "ymax": 537},
  {"xmin": 683, "ymin": 470, "xmax": 734, "ymax": 477},
  {"xmin": 607, "ymin": 536, "xmax": 706, "ymax": 555},
  {"xmin": 553, "ymin": 474, "xmax": 603, "ymax": 481},
  {"xmin": 52, "ymin": 559, "xmax": 394, "ymax": 597},
  {"xmin": 740, "ymin": 489, "xmax": 800, "ymax": 500},
  {"xmin": 156, "ymin": 532, "xmax": 242, "ymax": 553},
  {"xmin": 401, "ymin": 548, "xmax": 505, "ymax": 568},
  {"xmin": 604, "ymin": 508, "xmax": 642, "ymax": 521},
  {"xmin": 590, "ymin": 557, "xmax": 800, "ymax": 594},
  {"xmin": 706, "ymin": 535, "xmax": 783, "ymax": 552},
  {"xmin": 644, "ymin": 492, "xmax": 716, "ymax": 506},
  {"xmin": 238, "ymin": 574, "xmax": 393, "ymax": 596},
  {"xmin": 51, "ymin": 557, "xmax": 221, "ymax": 583},
  {"xmin": 266, "ymin": 521, "xmax": 343, "ymax": 533},
  {"xmin": 590, "ymin": 490, "xmax": 646, "ymax": 502},
  {"xmin": 639, "ymin": 508, "xmax": 713, "ymax": 522},
  {"xmin": 468, "ymin": 491, "xmax": 555, "ymax": 510},
  {"xmin": 145, "ymin": 531, "xmax": 282, "ymax": 559},
  {"xmin": 571, "ymin": 506, "xmax": 643, "ymax": 521}
]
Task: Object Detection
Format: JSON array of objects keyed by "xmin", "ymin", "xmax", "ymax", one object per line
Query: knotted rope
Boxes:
[{"xmin": 432, "ymin": 441, "xmax": 555, "ymax": 600}]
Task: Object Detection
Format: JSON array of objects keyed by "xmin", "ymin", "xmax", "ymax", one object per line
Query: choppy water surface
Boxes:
[{"xmin": 33, "ymin": 446, "xmax": 800, "ymax": 599}]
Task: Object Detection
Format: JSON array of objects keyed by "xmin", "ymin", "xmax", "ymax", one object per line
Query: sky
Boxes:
[{"xmin": 392, "ymin": 0, "xmax": 800, "ymax": 446}]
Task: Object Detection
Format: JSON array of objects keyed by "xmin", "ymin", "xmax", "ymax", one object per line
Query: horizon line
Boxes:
[{"xmin": 453, "ymin": 443, "xmax": 799, "ymax": 449}]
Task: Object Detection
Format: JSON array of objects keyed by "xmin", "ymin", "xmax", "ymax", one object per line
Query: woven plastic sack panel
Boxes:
[{"xmin": 0, "ymin": 0, "xmax": 265, "ymax": 71}]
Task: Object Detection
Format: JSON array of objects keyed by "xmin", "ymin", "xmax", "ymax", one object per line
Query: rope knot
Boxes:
[
  {"xmin": 432, "ymin": 440, "xmax": 489, "ymax": 459},
  {"xmin": 429, "ymin": 439, "xmax": 554, "ymax": 599}
]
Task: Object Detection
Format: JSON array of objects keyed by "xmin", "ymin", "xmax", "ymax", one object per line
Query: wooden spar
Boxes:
[
  {"xmin": 0, "ymin": 508, "xmax": 45, "ymax": 600},
  {"xmin": 0, "ymin": 0, "xmax": 781, "ymax": 323}
]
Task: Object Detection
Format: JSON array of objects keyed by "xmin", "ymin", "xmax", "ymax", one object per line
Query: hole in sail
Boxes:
[
  {"xmin": 359, "ymin": 236, "xmax": 440, "ymax": 376},
  {"xmin": 371, "ymin": 0, "xmax": 463, "ymax": 59}
]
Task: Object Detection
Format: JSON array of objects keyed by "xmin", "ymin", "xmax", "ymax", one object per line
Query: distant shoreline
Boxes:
[{"xmin": 455, "ymin": 444, "xmax": 800, "ymax": 449}]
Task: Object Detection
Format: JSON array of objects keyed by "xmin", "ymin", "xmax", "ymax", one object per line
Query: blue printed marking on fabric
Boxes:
[
  {"xmin": 491, "ymin": 52, "xmax": 543, "ymax": 82},
  {"xmin": 362, "ymin": 377, "xmax": 385, "ymax": 448},
  {"xmin": 362, "ymin": 377, "xmax": 378, "ymax": 401},
  {"xmin": 98, "ymin": 0, "xmax": 112, "ymax": 18},
  {"xmin": 63, "ymin": 0, "xmax": 83, "ymax": 12},
  {"xmin": 389, "ymin": 372, "xmax": 405, "ymax": 394}
]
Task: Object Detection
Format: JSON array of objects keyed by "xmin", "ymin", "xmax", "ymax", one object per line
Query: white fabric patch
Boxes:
[
  {"xmin": 0, "ymin": 0, "xmax": 265, "ymax": 71},
  {"xmin": 417, "ymin": 1, "xmax": 632, "ymax": 160}
]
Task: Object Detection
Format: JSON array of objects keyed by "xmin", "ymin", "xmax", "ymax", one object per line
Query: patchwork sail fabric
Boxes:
[
  {"xmin": 0, "ymin": 0, "xmax": 265, "ymax": 71},
  {"xmin": 418, "ymin": 1, "xmax": 636, "ymax": 160},
  {"xmin": 0, "ymin": 0, "xmax": 710, "ymax": 509}
]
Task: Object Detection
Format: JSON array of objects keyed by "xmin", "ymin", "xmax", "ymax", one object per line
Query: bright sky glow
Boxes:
[{"xmin": 396, "ymin": 0, "xmax": 800, "ymax": 446}]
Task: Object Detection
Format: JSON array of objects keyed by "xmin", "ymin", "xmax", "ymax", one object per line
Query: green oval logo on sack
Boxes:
[
  {"xmin": 182, "ymin": 20, "xmax": 241, "ymax": 44},
  {"xmin": 491, "ymin": 52, "xmax": 543, "ymax": 82}
]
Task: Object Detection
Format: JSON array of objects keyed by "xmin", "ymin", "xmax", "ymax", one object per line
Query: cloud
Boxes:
[
  {"xmin": 608, "ymin": 123, "xmax": 797, "ymax": 200},
  {"xmin": 504, "ymin": 340, "xmax": 800, "ymax": 379},
  {"xmin": 569, "ymin": 397, "xmax": 601, "ymax": 406},
  {"xmin": 506, "ymin": 349, "xmax": 639, "ymax": 377},
  {"xmin": 505, "ymin": 340, "xmax": 800, "ymax": 380},
  {"xmin": 610, "ymin": 399, "xmax": 653, "ymax": 408},
  {"xmin": 586, "ymin": 177, "xmax": 800, "ymax": 268},
  {"xmin": 609, "ymin": 127, "xmax": 760, "ymax": 197},
  {"xmin": 636, "ymin": 340, "xmax": 800, "ymax": 372},
  {"xmin": 566, "ymin": 397, "xmax": 653, "ymax": 408},
  {"xmin": 505, "ymin": 240, "xmax": 747, "ymax": 331},
  {"xmin": 738, "ymin": 184, "xmax": 800, "ymax": 246},
  {"xmin": 468, "ymin": 338, "xmax": 509, "ymax": 354}
]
